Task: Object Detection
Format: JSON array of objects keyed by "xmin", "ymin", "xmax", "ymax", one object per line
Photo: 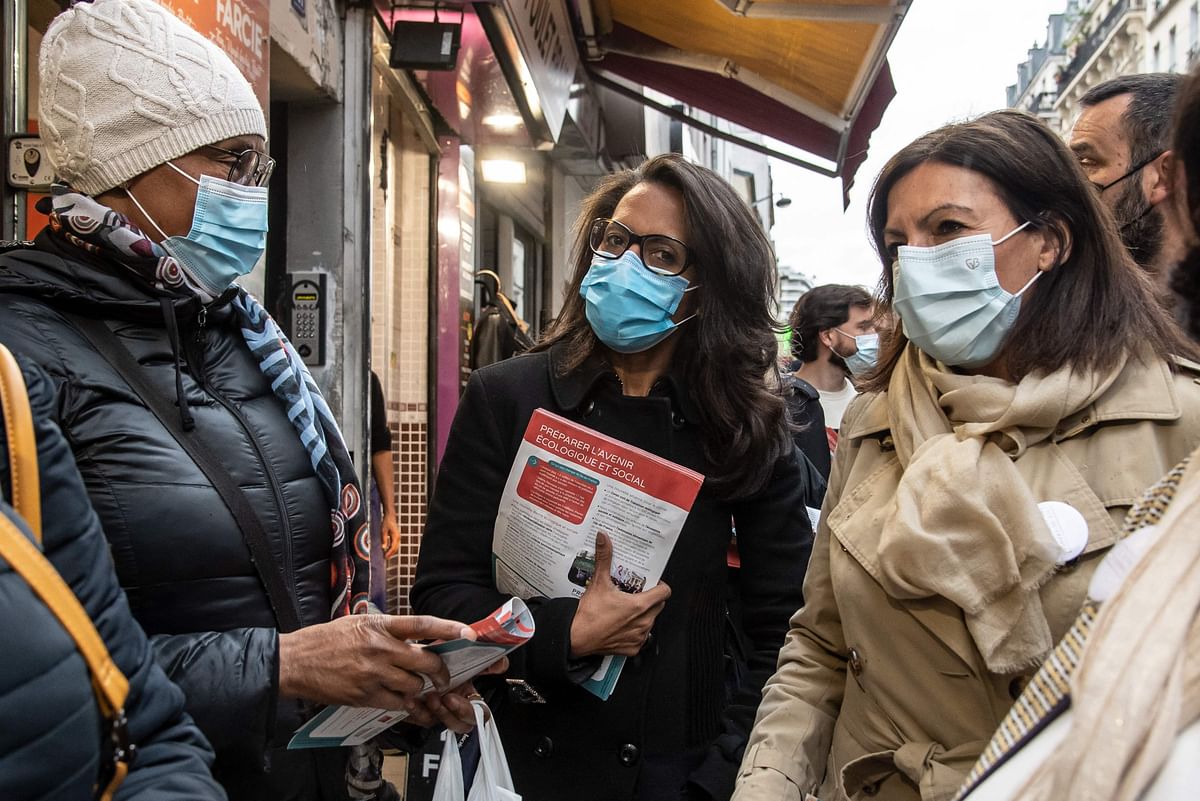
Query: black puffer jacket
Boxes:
[
  {"xmin": 0, "ymin": 233, "xmax": 349, "ymax": 800},
  {"xmin": 0, "ymin": 358, "xmax": 225, "ymax": 800}
]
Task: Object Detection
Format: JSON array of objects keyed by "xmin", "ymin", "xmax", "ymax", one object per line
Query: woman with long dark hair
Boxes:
[
  {"xmin": 733, "ymin": 110, "xmax": 1200, "ymax": 801},
  {"xmin": 413, "ymin": 154, "xmax": 813, "ymax": 801}
]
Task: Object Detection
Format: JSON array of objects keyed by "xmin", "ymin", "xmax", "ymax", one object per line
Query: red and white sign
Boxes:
[{"xmin": 155, "ymin": 0, "xmax": 270, "ymax": 110}]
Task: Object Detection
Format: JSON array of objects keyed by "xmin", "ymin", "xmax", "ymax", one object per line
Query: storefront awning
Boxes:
[{"xmin": 582, "ymin": 0, "xmax": 911, "ymax": 197}]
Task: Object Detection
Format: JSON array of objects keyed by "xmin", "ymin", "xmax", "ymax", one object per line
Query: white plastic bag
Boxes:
[
  {"xmin": 429, "ymin": 700, "xmax": 520, "ymax": 801},
  {"xmin": 431, "ymin": 729, "xmax": 465, "ymax": 801},
  {"xmin": 467, "ymin": 699, "xmax": 520, "ymax": 801}
]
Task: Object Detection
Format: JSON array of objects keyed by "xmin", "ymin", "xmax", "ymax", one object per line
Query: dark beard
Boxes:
[
  {"xmin": 1171, "ymin": 244, "xmax": 1200, "ymax": 342},
  {"xmin": 1113, "ymin": 180, "xmax": 1165, "ymax": 269}
]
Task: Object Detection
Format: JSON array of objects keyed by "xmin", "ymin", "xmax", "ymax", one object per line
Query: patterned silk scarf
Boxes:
[{"xmin": 46, "ymin": 185, "xmax": 374, "ymax": 618}]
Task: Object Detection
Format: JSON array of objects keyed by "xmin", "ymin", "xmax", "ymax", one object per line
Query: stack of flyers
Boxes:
[{"xmin": 288, "ymin": 597, "xmax": 534, "ymax": 749}]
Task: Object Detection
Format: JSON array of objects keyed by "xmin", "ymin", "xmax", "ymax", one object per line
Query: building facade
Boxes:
[
  {"xmin": 1007, "ymin": 0, "xmax": 1200, "ymax": 135},
  {"xmin": 1007, "ymin": 8, "xmax": 1075, "ymax": 130},
  {"xmin": 777, "ymin": 265, "xmax": 817, "ymax": 322},
  {"xmin": 1053, "ymin": 0, "xmax": 1150, "ymax": 135},
  {"xmin": 1144, "ymin": 0, "xmax": 1200, "ymax": 72}
]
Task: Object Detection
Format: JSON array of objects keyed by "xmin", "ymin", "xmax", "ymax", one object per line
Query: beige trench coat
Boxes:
[{"xmin": 733, "ymin": 356, "xmax": 1200, "ymax": 801}]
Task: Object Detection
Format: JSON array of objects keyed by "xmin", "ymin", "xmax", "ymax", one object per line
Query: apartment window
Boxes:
[
  {"xmin": 1169, "ymin": 26, "xmax": 1178, "ymax": 71},
  {"xmin": 732, "ymin": 170, "xmax": 756, "ymax": 208}
]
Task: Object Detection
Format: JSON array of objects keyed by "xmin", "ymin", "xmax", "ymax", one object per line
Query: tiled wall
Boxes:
[{"xmin": 370, "ymin": 72, "xmax": 433, "ymax": 614}]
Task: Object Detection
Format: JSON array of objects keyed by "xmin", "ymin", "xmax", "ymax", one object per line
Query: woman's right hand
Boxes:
[
  {"xmin": 569, "ymin": 532, "xmax": 671, "ymax": 658},
  {"xmin": 278, "ymin": 613, "xmax": 472, "ymax": 710}
]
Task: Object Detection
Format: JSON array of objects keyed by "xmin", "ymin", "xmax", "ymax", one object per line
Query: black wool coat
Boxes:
[
  {"xmin": 0, "ymin": 234, "xmax": 349, "ymax": 801},
  {"xmin": 412, "ymin": 344, "xmax": 813, "ymax": 801}
]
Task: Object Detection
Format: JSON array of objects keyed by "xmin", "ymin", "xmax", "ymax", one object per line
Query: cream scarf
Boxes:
[
  {"xmin": 879, "ymin": 346, "xmax": 1127, "ymax": 673},
  {"xmin": 1018, "ymin": 452, "xmax": 1200, "ymax": 801}
]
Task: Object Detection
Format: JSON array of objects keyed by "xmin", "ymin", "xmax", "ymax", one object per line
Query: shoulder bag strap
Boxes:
[
  {"xmin": 0, "ymin": 515, "xmax": 133, "ymax": 800},
  {"xmin": 0, "ymin": 347, "xmax": 130, "ymax": 801},
  {"xmin": 0, "ymin": 344, "xmax": 41, "ymax": 540},
  {"xmin": 65, "ymin": 314, "xmax": 303, "ymax": 632}
]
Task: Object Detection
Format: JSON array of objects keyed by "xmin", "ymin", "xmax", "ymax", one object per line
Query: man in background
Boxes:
[
  {"xmin": 369, "ymin": 371, "xmax": 400, "ymax": 612},
  {"xmin": 1070, "ymin": 74, "xmax": 1186, "ymax": 296},
  {"xmin": 787, "ymin": 284, "xmax": 876, "ymax": 458}
]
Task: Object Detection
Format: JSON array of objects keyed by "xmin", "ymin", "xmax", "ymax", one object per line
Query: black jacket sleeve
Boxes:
[
  {"xmin": 785, "ymin": 377, "xmax": 832, "ymax": 482},
  {"xmin": 411, "ymin": 367, "xmax": 582, "ymax": 687},
  {"xmin": 17, "ymin": 359, "xmax": 226, "ymax": 801},
  {"xmin": 149, "ymin": 628, "xmax": 281, "ymax": 757},
  {"xmin": 369, "ymin": 371, "xmax": 392, "ymax": 456},
  {"xmin": 689, "ymin": 444, "xmax": 814, "ymax": 801}
]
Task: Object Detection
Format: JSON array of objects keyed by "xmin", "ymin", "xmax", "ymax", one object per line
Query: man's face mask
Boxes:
[{"xmin": 1112, "ymin": 175, "xmax": 1164, "ymax": 269}]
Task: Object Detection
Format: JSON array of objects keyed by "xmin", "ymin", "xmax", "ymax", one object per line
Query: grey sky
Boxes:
[{"xmin": 770, "ymin": 0, "xmax": 1069, "ymax": 293}]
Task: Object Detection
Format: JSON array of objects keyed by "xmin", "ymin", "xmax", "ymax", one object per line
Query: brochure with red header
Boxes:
[
  {"xmin": 492, "ymin": 409, "xmax": 705, "ymax": 699},
  {"xmin": 288, "ymin": 597, "xmax": 534, "ymax": 749}
]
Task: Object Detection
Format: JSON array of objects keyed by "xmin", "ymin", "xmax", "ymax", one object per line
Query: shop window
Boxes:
[{"xmin": 512, "ymin": 225, "xmax": 541, "ymax": 334}]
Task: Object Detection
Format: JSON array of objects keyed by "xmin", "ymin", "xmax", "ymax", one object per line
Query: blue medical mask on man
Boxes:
[
  {"xmin": 892, "ymin": 221, "xmax": 1041, "ymax": 368},
  {"xmin": 829, "ymin": 328, "xmax": 879, "ymax": 376},
  {"xmin": 580, "ymin": 250, "xmax": 699, "ymax": 354},
  {"xmin": 127, "ymin": 162, "xmax": 269, "ymax": 297}
]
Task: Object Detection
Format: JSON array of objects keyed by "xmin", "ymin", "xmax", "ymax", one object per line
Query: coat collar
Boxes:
[
  {"xmin": 841, "ymin": 354, "xmax": 1187, "ymax": 442},
  {"xmin": 547, "ymin": 342, "xmax": 703, "ymax": 423}
]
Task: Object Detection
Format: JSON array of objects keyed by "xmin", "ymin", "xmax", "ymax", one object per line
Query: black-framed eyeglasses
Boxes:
[
  {"xmin": 588, "ymin": 218, "xmax": 692, "ymax": 275},
  {"xmin": 1091, "ymin": 150, "xmax": 1164, "ymax": 194},
  {"xmin": 204, "ymin": 144, "xmax": 276, "ymax": 188}
]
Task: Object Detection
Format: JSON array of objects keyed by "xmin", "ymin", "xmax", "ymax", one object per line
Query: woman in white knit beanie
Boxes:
[{"xmin": 0, "ymin": 2, "xmax": 492, "ymax": 800}]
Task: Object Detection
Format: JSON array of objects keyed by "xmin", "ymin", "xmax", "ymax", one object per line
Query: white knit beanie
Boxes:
[{"xmin": 38, "ymin": 0, "xmax": 267, "ymax": 196}]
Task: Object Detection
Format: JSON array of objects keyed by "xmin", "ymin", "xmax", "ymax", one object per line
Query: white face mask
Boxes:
[
  {"xmin": 892, "ymin": 221, "xmax": 1040, "ymax": 368},
  {"xmin": 831, "ymin": 329, "xmax": 880, "ymax": 376}
]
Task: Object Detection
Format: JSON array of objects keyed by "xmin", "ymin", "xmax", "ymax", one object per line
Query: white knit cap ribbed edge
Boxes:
[{"xmin": 38, "ymin": 0, "xmax": 267, "ymax": 196}]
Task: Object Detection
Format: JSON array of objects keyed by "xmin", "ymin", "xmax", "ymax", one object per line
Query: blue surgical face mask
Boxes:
[
  {"xmin": 832, "ymin": 329, "xmax": 879, "ymax": 376},
  {"xmin": 893, "ymin": 221, "xmax": 1039, "ymax": 368},
  {"xmin": 128, "ymin": 163, "xmax": 269, "ymax": 297},
  {"xmin": 579, "ymin": 250, "xmax": 698, "ymax": 354}
]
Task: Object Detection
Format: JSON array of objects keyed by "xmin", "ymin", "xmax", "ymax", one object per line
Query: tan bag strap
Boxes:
[
  {"xmin": 496, "ymin": 291, "xmax": 530, "ymax": 335},
  {"xmin": 0, "ymin": 516, "xmax": 131, "ymax": 799},
  {"xmin": 0, "ymin": 346, "xmax": 130, "ymax": 800},
  {"xmin": 0, "ymin": 343, "xmax": 40, "ymax": 541}
]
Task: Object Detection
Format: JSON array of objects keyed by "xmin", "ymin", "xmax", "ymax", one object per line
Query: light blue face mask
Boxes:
[
  {"xmin": 579, "ymin": 250, "xmax": 698, "ymax": 354},
  {"xmin": 832, "ymin": 329, "xmax": 880, "ymax": 376},
  {"xmin": 893, "ymin": 221, "xmax": 1040, "ymax": 368},
  {"xmin": 128, "ymin": 163, "xmax": 269, "ymax": 297}
]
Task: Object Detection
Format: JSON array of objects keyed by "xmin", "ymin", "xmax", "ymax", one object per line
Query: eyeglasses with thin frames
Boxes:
[
  {"xmin": 204, "ymin": 144, "xmax": 276, "ymax": 188},
  {"xmin": 588, "ymin": 218, "xmax": 693, "ymax": 276}
]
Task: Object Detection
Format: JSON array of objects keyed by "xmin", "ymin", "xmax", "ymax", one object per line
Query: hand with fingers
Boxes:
[
  {"xmin": 380, "ymin": 514, "xmax": 400, "ymax": 560},
  {"xmin": 279, "ymin": 613, "xmax": 471, "ymax": 711},
  {"xmin": 568, "ymin": 532, "xmax": 671, "ymax": 659},
  {"xmin": 406, "ymin": 668, "xmax": 504, "ymax": 734}
]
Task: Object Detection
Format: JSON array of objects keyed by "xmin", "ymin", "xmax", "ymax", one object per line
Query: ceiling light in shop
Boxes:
[
  {"xmin": 480, "ymin": 159, "xmax": 527, "ymax": 184},
  {"xmin": 482, "ymin": 114, "xmax": 524, "ymax": 131}
]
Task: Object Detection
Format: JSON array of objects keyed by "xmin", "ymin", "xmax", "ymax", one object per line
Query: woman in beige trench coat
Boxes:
[{"xmin": 733, "ymin": 110, "xmax": 1200, "ymax": 801}]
